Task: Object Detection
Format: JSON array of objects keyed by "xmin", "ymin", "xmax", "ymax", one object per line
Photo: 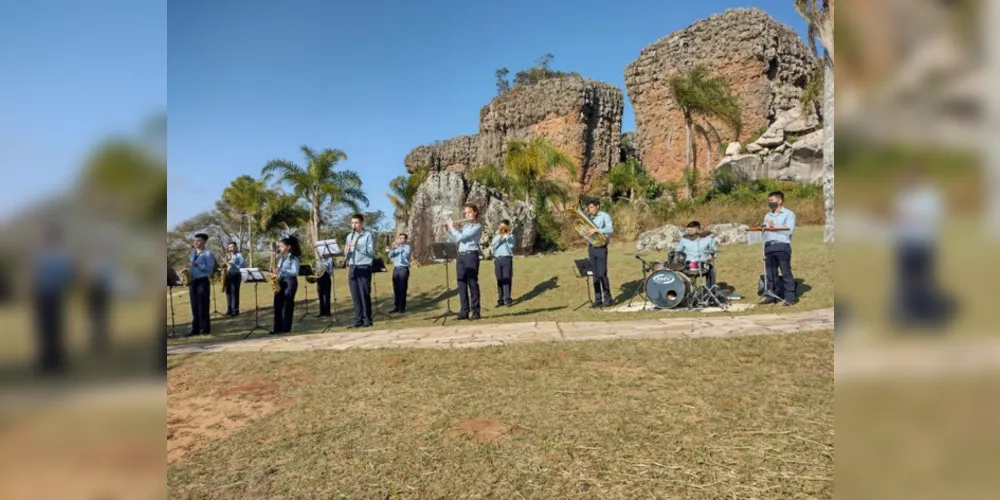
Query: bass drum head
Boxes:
[{"xmin": 644, "ymin": 270, "xmax": 692, "ymax": 309}]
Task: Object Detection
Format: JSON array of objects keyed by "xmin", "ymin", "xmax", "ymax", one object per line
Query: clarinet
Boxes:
[{"xmin": 341, "ymin": 233, "xmax": 354, "ymax": 269}]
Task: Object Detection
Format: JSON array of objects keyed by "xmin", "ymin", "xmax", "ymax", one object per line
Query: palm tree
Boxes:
[
  {"xmin": 669, "ymin": 65, "xmax": 743, "ymax": 198},
  {"xmin": 794, "ymin": 0, "xmax": 834, "ymax": 244},
  {"xmin": 607, "ymin": 158, "xmax": 655, "ymax": 202},
  {"xmin": 385, "ymin": 166, "xmax": 429, "ymax": 226},
  {"xmin": 504, "ymin": 137, "xmax": 577, "ymax": 210},
  {"xmin": 262, "ymin": 145, "xmax": 368, "ymax": 259},
  {"xmin": 257, "ymin": 192, "xmax": 310, "ymax": 271},
  {"xmin": 220, "ymin": 175, "xmax": 271, "ymax": 266}
]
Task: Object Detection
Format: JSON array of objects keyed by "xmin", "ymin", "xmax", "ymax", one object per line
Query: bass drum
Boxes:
[{"xmin": 644, "ymin": 269, "xmax": 692, "ymax": 309}]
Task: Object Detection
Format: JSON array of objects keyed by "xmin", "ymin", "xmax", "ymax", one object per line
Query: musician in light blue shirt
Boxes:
[
  {"xmin": 387, "ymin": 233, "xmax": 412, "ymax": 313},
  {"xmin": 585, "ymin": 200, "xmax": 614, "ymax": 307},
  {"xmin": 673, "ymin": 221, "xmax": 718, "ymax": 286},
  {"xmin": 224, "ymin": 241, "xmax": 245, "ymax": 316},
  {"xmin": 447, "ymin": 204, "xmax": 483, "ymax": 319},
  {"xmin": 761, "ymin": 191, "xmax": 797, "ymax": 305},
  {"xmin": 346, "ymin": 214, "xmax": 375, "ymax": 327},
  {"xmin": 490, "ymin": 219, "xmax": 516, "ymax": 307},
  {"xmin": 186, "ymin": 233, "xmax": 216, "ymax": 336},
  {"xmin": 272, "ymin": 235, "xmax": 302, "ymax": 333}
]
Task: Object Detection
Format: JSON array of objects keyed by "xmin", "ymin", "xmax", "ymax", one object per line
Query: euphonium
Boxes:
[{"xmin": 571, "ymin": 207, "xmax": 608, "ymax": 247}]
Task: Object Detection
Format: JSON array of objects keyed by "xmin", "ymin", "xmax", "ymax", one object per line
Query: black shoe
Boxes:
[
  {"xmin": 783, "ymin": 300, "xmax": 797, "ymax": 307},
  {"xmin": 363, "ymin": 323, "xmax": 373, "ymax": 328},
  {"xmin": 591, "ymin": 302, "xmax": 602, "ymax": 309},
  {"xmin": 471, "ymin": 314, "xmax": 481, "ymax": 321},
  {"xmin": 347, "ymin": 323, "xmax": 364, "ymax": 329},
  {"xmin": 268, "ymin": 330, "xmax": 281, "ymax": 335},
  {"xmin": 233, "ymin": 311, "xmax": 240, "ymax": 316},
  {"xmin": 763, "ymin": 298, "xmax": 778, "ymax": 305},
  {"xmin": 495, "ymin": 302, "xmax": 504, "ymax": 308},
  {"xmin": 603, "ymin": 301, "xmax": 613, "ymax": 308},
  {"xmin": 184, "ymin": 331, "xmax": 201, "ymax": 338},
  {"xmin": 456, "ymin": 314, "xmax": 469, "ymax": 321},
  {"xmin": 389, "ymin": 309, "xmax": 400, "ymax": 314},
  {"xmin": 505, "ymin": 301, "xmax": 513, "ymax": 307}
]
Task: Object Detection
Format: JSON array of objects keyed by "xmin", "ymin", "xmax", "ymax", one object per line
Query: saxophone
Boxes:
[
  {"xmin": 571, "ymin": 207, "xmax": 608, "ymax": 247},
  {"xmin": 180, "ymin": 249, "xmax": 195, "ymax": 285},
  {"xmin": 270, "ymin": 267, "xmax": 280, "ymax": 293}
]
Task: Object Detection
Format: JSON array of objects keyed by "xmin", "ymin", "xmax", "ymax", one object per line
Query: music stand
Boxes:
[
  {"xmin": 368, "ymin": 258, "xmax": 390, "ymax": 319},
  {"xmin": 573, "ymin": 259, "xmax": 595, "ymax": 311},
  {"xmin": 317, "ymin": 239, "xmax": 343, "ymax": 333},
  {"xmin": 166, "ymin": 267, "xmax": 183, "ymax": 338},
  {"xmin": 429, "ymin": 243, "xmax": 458, "ymax": 324},
  {"xmin": 298, "ymin": 264, "xmax": 314, "ymax": 321},
  {"xmin": 242, "ymin": 268, "xmax": 269, "ymax": 339}
]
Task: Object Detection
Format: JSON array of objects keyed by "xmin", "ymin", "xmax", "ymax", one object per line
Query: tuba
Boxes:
[{"xmin": 571, "ymin": 207, "xmax": 608, "ymax": 247}]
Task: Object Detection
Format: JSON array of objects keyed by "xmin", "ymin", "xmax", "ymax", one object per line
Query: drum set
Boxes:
[{"xmin": 628, "ymin": 251, "xmax": 730, "ymax": 310}]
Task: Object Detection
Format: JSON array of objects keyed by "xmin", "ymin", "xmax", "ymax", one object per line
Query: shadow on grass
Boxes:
[
  {"xmin": 485, "ymin": 306, "xmax": 567, "ymax": 319},
  {"xmin": 516, "ymin": 277, "xmax": 558, "ymax": 304}
]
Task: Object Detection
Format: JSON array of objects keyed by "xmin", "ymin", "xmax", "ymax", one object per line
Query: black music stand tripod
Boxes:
[
  {"xmin": 430, "ymin": 243, "xmax": 458, "ymax": 325},
  {"xmin": 242, "ymin": 268, "xmax": 269, "ymax": 339},
  {"xmin": 370, "ymin": 258, "xmax": 391, "ymax": 320},
  {"xmin": 572, "ymin": 258, "xmax": 596, "ymax": 311},
  {"xmin": 298, "ymin": 264, "xmax": 314, "ymax": 321},
  {"xmin": 317, "ymin": 241, "xmax": 344, "ymax": 333},
  {"xmin": 166, "ymin": 267, "xmax": 183, "ymax": 338}
]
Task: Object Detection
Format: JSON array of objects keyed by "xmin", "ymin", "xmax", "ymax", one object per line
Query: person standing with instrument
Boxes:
[
  {"xmin": 673, "ymin": 221, "xmax": 718, "ymax": 287},
  {"xmin": 187, "ymin": 233, "xmax": 216, "ymax": 336},
  {"xmin": 272, "ymin": 236, "xmax": 302, "ymax": 333},
  {"xmin": 387, "ymin": 233, "xmax": 412, "ymax": 314},
  {"xmin": 585, "ymin": 200, "xmax": 614, "ymax": 307},
  {"xmin": 224, "ymin": 241, "xmax": 245, "ymax": 317},
  {"xmin": 490, "ymin": 219, "xmax": 515, "ymax": 307},
  {"xmin": 761, "ymin": 191, "xmax": 797, "ymax": 305},
  {"xmin": 316, "ymin": 252, "xmax": 334, "ymax": 317},
  {"xmin": 345, "ymin": 213, "xmax": 375, "ymax": 328},
  {"xmin": 447, "ymin": 204, "xmax": 483, "ymax": 320}
]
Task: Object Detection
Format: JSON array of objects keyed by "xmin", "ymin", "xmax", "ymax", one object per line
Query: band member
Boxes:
[
  {"xmin": 33, "ymin": 223, "xmax": 72, "ymax": 373},
  {"xmin": 674, "ymin": 221, "xmax": 718, "ymax": 287},
  {"xmin": 585, "ymin": 200, "xmax": 614, "ymax": 307},
  {"xmin": 224, "ymin": 241, "xmax": 245, "ymax": 316},
  {"xmin": 187, "ymin": 233, "xmax": 216, "ymax": 336},
  {"xmin": 491, "ymin": 219, "xmax": 515, "ymax": 307},
  {"xmin": 317, "ymin": 253, "xmax": 333, "ymax": 317},
  {"xmin": 447, "ymin": 204, "xmax": 482, "ymax": 320},
  {"xmin": 387, "ymin": 233, "xmax": 412, "ymax": 314},
  {"xmin": 762, "ymin": 191, "xmax": 797, "ymax": 305},
  {"xmin": 345, "ymin": 213, "xmax": 375, "ymax": 328},
  {"xmin": 272, "ymin": 235, "xmax": 302, "ymax": 333}
]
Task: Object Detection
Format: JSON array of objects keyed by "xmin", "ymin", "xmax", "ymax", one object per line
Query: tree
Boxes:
[
  {"xmin": 607, "ymin": 158, "xmax": 658, "ymax": 202},
  {"xmin": 495, "ymin": 68, "xmax": 511, "ymax": 95},
  {"xmin": 510, "ymin": 54, "xmax": 580, "ymax": 88},
  {"xmin": 385, "ymin": 166, "xmax": 429, "ymax": 225},
  {"xmin": 220, "ymin": 175, "xmax": 271, "ymax": 267},
  {"xmin": 257, "ymin": 191, "xmax": 310, "ymax": 270},
  {"xmin": 794, "ymin": 0, "xmax": 834, "ymax": 243},
  {"xmin": 503, "ymin": 137, "xmax": 577, "ymax": 211},
  {"xmin": 669, "ymin": 65, "xmax": 743, "ymax": 199},
  {"xmin": 262, "ymin": 145, "xmax": 369, "ymax": 260}
]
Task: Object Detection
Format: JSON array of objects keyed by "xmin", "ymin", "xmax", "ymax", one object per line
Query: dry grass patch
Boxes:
[{"xmin": 168, "ymin": 332, "xmax": 833, "ymax": 499}]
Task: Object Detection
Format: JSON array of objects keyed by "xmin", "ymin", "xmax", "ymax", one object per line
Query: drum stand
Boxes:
[{"xmin": 626, "ymin": 255, "xmax": 653, "ymax": 311}]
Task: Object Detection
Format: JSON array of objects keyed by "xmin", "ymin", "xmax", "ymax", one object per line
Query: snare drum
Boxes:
[
  {"xmin": 650, "ymin": 261, "xmax": 668, "ymax": 272},
  {"xmin": 684, "ymin": 260, "xmax": 708, "ymax": 275}
]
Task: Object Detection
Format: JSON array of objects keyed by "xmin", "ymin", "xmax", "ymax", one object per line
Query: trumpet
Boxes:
[
  {"xmin": 571, "ymin": 207, "xmax": 608, "ymax": 248},
  {"xmin": 498, "ymin": 224, "xmax": 511, "ymax": 235}
]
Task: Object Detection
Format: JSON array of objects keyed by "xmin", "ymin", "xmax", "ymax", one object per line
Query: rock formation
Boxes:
[
  {"xmin": 714, "ymin": 106, "xmax": 824, "ymax": 183},
  {"xmin": 405, "ymin": 76, "xmax": 624, "ymax": 193},
  {"xmin": 406, "ymin": 172, "xmax": 537, "ymax": 264},
  {"xmin": 624, "ymin": 8, "xmax": 818, "ymax": 184},
  {"xmin": 635, "ymin": 223, "xmax": 749, "ymax": 254}
]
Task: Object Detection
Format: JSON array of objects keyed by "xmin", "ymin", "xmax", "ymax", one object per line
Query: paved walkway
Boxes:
[{"xmin": 168, "ymin": 308, "xmax": 834, "ymax": 354}]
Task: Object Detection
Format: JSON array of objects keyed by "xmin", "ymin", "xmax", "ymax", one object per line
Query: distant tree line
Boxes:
[{"xmin": 495, "ymin": 54, "xmax": 580, "ymax": 95}]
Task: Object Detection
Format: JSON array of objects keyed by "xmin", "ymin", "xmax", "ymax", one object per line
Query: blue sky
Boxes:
[
  {"xmin": 167, "ymin": 0, "xmax": 809, "ymax": 229},
  {"xmin": 0, "ymin": 0, "xmax": 167, "ymax": 219}
]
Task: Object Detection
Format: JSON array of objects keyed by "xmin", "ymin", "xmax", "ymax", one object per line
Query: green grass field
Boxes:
[
  {"xmin": 168, "ymin": 330, "xmax": 833, "ymax": 499},
  {"xmin": 168, "ymin": 226, "xmax": 833, "ymax": 345}
]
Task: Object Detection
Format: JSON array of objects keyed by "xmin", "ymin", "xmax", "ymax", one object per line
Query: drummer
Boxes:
[{"xmin": 673, "ymin": 221, "xmax": 718, "ymax": 287}]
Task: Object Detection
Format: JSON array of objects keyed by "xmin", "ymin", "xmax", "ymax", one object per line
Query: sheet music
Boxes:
[{"xmin": 315, "ymin": 238, "xmax": 342, "ymax": 256}]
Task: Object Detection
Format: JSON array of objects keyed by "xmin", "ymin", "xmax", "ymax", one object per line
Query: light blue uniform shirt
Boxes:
[
  {"xmin": 491, "ymin": 234, "xmax": 515, "ymax": 258},
  {"xmin": 227, "ymin": 252, "xmax": 245, "ymax": 275},
  {"xmin": 762, "ymin": 208, "xmax": 796, "ymax": 245},
  {"xmin": 591, "ymin": 211, "xmax": 614, "ymax": 241},
  {"xmin": 894, "ymin": 185, "xmax": 942, "ymax": 244},
  {"xmin": 448, "ymin": 222, "xmax": 482, "ymax": 254},
  {"xmin": 189, "ymin": 249, "xmax": 216, "ymax": 280},
  {"xmin": 35, "ymin": 250, "xmax": 73, "ymax": 294},
  {"xmin": 321, "ymin": 257, "xmax": 334, "ymax": 275},
  {"xmin": 276, "ymin": 255, "xmax": 300, "ymax": 279},
  {"xmin": 674, "ymin": 235, "xmax": 717, "ymax": 262},
  {"xmin": 388, "ymin": 244, "xmax": 412, "ymax": 268},
  {"xmin": 345, "ymin": 230, "xmax": 375, "ymax": 266}
]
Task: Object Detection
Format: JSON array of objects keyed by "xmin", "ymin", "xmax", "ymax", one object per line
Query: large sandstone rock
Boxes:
[
  {"xmin": 624, "ymin": 8, "xmax": 818, "ymax": 183},
  {"xmin": 405, "ymin": 172, "xmax": 537, "ymax": 264},
  {"xmin": 715, "ymin": 129, "xmax": 823, "ymax": 183},
  {"xmin": 636, "ymin": 222, "xmax": 749, "ymax": 253},
  {"xmin": 405, "ymin": 76, "xmax": 624, "ymax": 193}
]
